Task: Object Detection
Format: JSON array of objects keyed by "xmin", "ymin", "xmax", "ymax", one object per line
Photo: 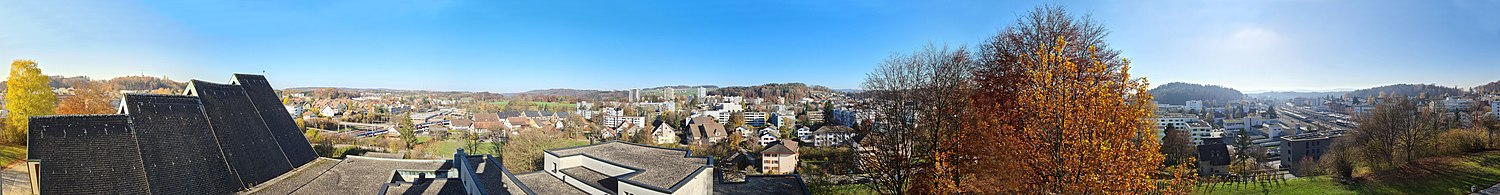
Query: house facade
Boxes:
[
  {"xmin": 651, "ymin": 120, "xmax": 677, "ymax": 145},
  {"xmin": 812, "ymin": 125, "xmax": 856, "ymax": 147},
  {"xmin": 760, "ymin": 140, "xmax": 799, "ymax": 174}
]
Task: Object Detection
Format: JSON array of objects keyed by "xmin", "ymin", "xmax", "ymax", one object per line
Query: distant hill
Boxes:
[
  {"xmin": 1148, "ymin": 82, "xmax": 1244, "ymax": 105},
  {"xmin": 1474, "ymin": 80, "xmax": 1500, "ymax": 94},
  {"xmin": 518, "ymin": 88, "xmax": 609, "ymax": 97},
  {"xmin": 1, "ymin": 75, "xmax": 183, "ymax": 92},
  {"xmin": 714, "ymin": 83, "xmax": 834, "ymax": 100},
  {"xmin": 1347, "ymin": 84, "xmax": 1462, "ymax": 99},
  {"xmin": 1248, "ymin": 91, "xmax": 1350, "ymax": 100},
  {"xmin": 106, "ymin": 76, "xmax": 186, "ymax": 91}
]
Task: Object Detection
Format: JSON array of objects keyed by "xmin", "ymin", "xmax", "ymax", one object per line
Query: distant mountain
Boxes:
[
  {"xmin": 1148, "ymin": 82, "xmax": 1244, "ymax": 105},
  {"xmin": 1347, "ymin": 84, "xmax": 1462, "ymax": 99},
  {"xmin": 1474, "ymin": 80, "xmax": 1500, "ymax": 94}
]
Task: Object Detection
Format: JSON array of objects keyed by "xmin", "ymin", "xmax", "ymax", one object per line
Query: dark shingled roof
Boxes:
[
  {"xmin": 122, "ymin": 94, "xmax": 245, "ymax": 194},
  {"xmin": 26, "ymin": 74, "xmax": 326, "ymax": 194},
  {"xmin": 235, "ymin": 74, "xmax": 319, "ymax": 167},
  {"xmin": 1198, "ymin": 144, "xmax": 1232, "ymax": 166},
  {"xmin": 547, "ymin": 141, "xmax": 712, "ymax": 191},
  {"xmin": 714, "ymin": 175, "xmax": 812, "ymax": 195},
  {"xmin": 190, "ymin": 80, "xmax": 296, "ymax": 187},
  {"xmin": 26, "ymin": 115, "xmax": 151, "ymax": 195}
]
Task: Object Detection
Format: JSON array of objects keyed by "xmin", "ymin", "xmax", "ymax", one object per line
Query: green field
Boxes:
[
  {"xmin": 1199, "ymin": 151, "xmax": 1500, "ymax": 194},
  {"xmin": 0, "ymin": 144, "xmax": 25, "ymax": 168}
]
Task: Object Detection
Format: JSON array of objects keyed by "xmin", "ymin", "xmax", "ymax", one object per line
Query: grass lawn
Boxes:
[
  {"xmin": 1196, "ymin": 176, "xmax": 1355, "ymax": 195},
  {"xmin": 1198, "ymin": 150, "xmax": 1500, "ymax": 195},
  {"xmin": 0, "ymin": 144, "xmax": 24, "ymax": 168}
]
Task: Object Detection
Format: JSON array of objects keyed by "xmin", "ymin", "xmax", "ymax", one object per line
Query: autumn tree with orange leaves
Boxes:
[
  {"xmin": 57, "ymin": 80, "xmax": 119, "ymax": 114},
  {"xmin": 963, "ymin": 5, "xmax": 1189, "ymax": 193},
  {"xmin": 857, "ymin": 4, "xmax": 1193, "ymax": 194}
]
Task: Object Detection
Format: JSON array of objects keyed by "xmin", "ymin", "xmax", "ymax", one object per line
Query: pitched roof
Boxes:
[
  {"xmin": 472, "ymin": 112, "xmax": 501, "ymax": 122},
  {"xmin": 26, "ymin": 115, "xmax": 152, "ymax": 194},
  {"xmin": 762, "ymin": 144, "xmax": 797, "ymax": 154},
  {"xmin": 1197, "ymin": 144, "xmax": 1232, "ymax": 166},
  {"xmin": 814, "ymin": 125, "xmax": 855, "ymax": 134}
]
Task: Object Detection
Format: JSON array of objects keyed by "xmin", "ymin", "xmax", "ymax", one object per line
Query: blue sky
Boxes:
[{"xmin": 1, "ymin": 0, "xmax": 1497, "ymax": 93}]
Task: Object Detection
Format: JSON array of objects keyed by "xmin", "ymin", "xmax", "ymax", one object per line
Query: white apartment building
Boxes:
[
  {"xmin": 603, "ymin": 116, "xmax": 646, "ymax": 130},
  {"xmin": 1186, "ymin": 100, "xmax": 1204, "ymax": 112},
  {"xmin": 744, "ymin": 112, "xmax": 768, "ymax": 127}
]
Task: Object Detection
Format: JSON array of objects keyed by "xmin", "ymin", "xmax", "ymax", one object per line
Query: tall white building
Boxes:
[
  {"xmin": 1186, "ymin": 100, "xmax": 1204, "ymax": 112},
  {"xmin": 665, "ymin": 88, "xmax": 675, "ymax": 101},
  {"xmin": 698, "ymin": 87, "xmax": 708, "ymax": 101},
  {"xmin": 630, "ymin": 88, "xmax": 641, "ymax": 102}
]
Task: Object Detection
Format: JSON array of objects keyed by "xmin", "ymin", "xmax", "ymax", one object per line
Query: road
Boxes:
[{"xmin": 2, "ymin": 164, "xmax": 29, "ymax": 194}]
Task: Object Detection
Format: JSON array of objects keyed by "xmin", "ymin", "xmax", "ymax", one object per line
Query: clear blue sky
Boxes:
[{"xmin": 1, "ymin": 0, "xmax": 1497, "ymax": 93}]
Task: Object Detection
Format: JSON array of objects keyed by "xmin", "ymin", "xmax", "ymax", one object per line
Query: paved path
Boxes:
[
  {"xmin": 1475, "ymin": 183, "xmax": 1500, "ymax": 195},
  {"xmin": 2, "ymin": 164, "xmax": 29, "ymax": 195}
]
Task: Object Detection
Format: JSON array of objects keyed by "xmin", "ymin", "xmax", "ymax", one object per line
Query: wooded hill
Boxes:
[
  {"xmin": 1346, "ymin": 84, "xmax": 1462, "ymax": 99},
  {"xmin": 1148, "ymin": 82, "xmax": 1244, "ymax": 105},
  {"xmin": 1473, "ymin": 80, "xmax": 1500, "ymax": 94}
]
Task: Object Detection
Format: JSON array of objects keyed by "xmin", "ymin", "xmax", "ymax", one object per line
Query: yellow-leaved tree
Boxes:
[{"xmin": 5, "ymin": 59, "xmax": 58, "ymax": 144}]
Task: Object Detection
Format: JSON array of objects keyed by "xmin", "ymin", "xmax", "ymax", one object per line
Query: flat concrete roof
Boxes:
[{"xmin": 547, "ymin": 141, "xmax": 711, "ymax": 190}]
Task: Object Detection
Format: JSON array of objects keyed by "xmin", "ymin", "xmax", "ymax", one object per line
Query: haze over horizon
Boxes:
[{"xmin": 2, "ymin": 0, "xmax": 1497, "ymax": 93}]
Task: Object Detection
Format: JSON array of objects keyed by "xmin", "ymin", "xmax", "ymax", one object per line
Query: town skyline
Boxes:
[{"xmin": 3, "ymin": 0, "xmax": 1498, "ymax": 93}]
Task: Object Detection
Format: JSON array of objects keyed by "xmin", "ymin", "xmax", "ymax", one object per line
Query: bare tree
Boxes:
[{"xmin": 858, "ymin": 44, "xmax": 973, "ymax": 194}]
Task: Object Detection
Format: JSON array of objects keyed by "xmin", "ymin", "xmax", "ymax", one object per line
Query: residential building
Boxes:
[
  {"xmin": 286, "ymin": 105, "xmax": 305, "ymax": 118},
  {"xmin": 472, "ymin": 112, "xmax": 504, "ymax": 130},
  {"xmin": 651, "ymin": 120, "xmax": 678, "ymax": 145},
  {"xmin": 1186, "ymin": 100, "xmax": 1204, "ymax": 112},
  {"xmin": 744, "ymin": 111, "xmax": 769, "ymax": 127},
  {"xmin": 685, "ymin": 116, "xmax": 728, "ymax": 145},
  {"xmin": 1280, "ymin": 130, "xmax": 1348, "ymax": 176},
  {"xmin": 770, "ymin": 111, "xmax": 797, "ymax": 127},
  {"xmin": 697, "ymin": 87, "xmax": 707, "ymax": 101},
  {"xmin": 831, "ymin": 109, "xmax": 866, "ymax": 127},
  {"xmin": 1441, "ymin": 96, "xmax": 1474, "ymax": 112},
  {"xmin": 1197, "ymin": 143, "xmax": 1231, "ymax": 176},
  {"xmin": 320, "ymin": 106, "xmax": 339, "ymax": 117},
  {"xmin": 1492, "ymin": 101, "xmax": 1500, "ymax": 118},
  {"xmin": 1187, "ymin": 120, "xmax": 1215, "ymax": 145},
  {"xmin": 759, "ymin": 133, "xmax": 779, "ymax": 146},
  {"xmin": 1154, "ymin": 113, "xmax": 1197, "ymax": 140},
  {"xmin": 813, "ymin": 125, "xmax": 857, "ymax": 147},
  {"xmin": 761, "ymin": 140, "xmax": 800, "ymax": 174},
  {"xmin": 795, "ymin": 126, "xmax": 812, "ymax": 141},
  {"xmin": 603, "ymin": 116, "xmax": 646, "ymax": 130}
]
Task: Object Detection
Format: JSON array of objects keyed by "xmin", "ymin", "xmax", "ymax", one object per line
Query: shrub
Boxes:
[{"xmin": 1438, "ymin": 128, "xmax": 1487, "ymax": 156}]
